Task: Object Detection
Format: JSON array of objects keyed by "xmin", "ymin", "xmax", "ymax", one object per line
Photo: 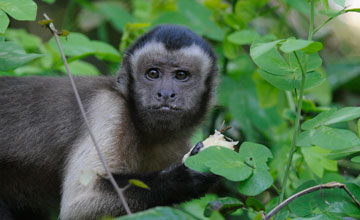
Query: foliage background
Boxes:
[{"xmin": 1, "ymin": 0, "xmax": 360, "ymax": 219}]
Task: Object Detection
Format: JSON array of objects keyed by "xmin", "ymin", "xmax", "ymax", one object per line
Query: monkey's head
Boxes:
[{"xmin": 117, "ymin": 25, "xmax": 218, "ymax": 135}]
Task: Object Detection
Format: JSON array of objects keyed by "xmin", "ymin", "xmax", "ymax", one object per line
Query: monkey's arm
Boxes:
[
  {"xmin": 100, "ymin": 163, "xmax": 217, "ymax": 210},
  {"xmin": 60, "ymin": 165, "xmax": 217, "ymax": 220},
  {"xmin": 100, "ymin": 142, "xmax": 217, "ymax": 213},
  {"xmin": 60, "ymin": 143, "xmax": 217, "ymax": 220}
]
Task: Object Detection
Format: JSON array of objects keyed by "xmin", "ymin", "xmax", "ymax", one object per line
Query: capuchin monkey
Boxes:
[{"xmin": 0, "ymin": 25, "xmax": 218, "ymax": 220}]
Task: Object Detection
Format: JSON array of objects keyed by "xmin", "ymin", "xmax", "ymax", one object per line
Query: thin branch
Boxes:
[
  {"xmin": 264, "ymin": 182, "xmax": 360, "ymax": 220},
  {"xmin": 42, "ymin": 13, "xmax": 132, "ymax": 215}
]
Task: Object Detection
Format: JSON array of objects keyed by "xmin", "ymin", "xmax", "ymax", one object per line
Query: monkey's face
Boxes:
[{"xmin": 128, "ymin": 42, "xmax": 216, "ymax": 132}]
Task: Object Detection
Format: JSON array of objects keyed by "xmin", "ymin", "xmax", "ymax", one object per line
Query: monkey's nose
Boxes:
[{"xmin": 157, "ymin": 89, "xmax": 176, "ymax": 100}]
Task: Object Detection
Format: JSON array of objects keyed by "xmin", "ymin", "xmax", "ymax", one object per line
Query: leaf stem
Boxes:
[
  {"xmin": 308, "ymin": 0, "xmax": 315, "ymax": 41},
  {"xmin": 279, "ymin": 0, "xmax": 315, "ymax": 204},
  {"xmin": 279, "ymin": 52, "xmax": 306, "ymax": 203},
  {"xmin": 313, "ymin": 10, "xmax": 346, "ymax": 36},
  {"xmin": 313, "ymin": 17, "xmax": 333, "ymax": 36}
]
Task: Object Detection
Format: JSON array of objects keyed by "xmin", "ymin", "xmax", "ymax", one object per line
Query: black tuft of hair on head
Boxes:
[{"xmin": 125, "ymin": 25, "xmax": 216, "ymax": 60}]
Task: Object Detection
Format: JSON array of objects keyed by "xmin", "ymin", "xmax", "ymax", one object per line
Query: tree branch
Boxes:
[{"xmin": 263, "ymin": 182, "xmax": 360, "ymax": 220}]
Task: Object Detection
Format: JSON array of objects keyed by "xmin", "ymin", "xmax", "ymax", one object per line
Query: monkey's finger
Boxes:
[{"xmin": 190, "ymin": 142, "xmax": 204, "ymax": 156}]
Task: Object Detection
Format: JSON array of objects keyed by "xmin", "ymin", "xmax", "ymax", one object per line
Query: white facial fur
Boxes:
[{"xmin": 130, "ymin": 41, "xmax": 212, "ymax": 81}]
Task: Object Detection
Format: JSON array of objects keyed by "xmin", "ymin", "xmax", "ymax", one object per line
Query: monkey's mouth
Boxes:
[{"xmin": 148, "ymin": 105, "xmax": 181, "ymax": 111}]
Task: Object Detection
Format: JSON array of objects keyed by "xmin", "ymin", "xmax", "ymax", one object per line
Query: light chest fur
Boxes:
[{"xmin": 63, "ymin": 89, "xmax": 191, "ymax": 187}]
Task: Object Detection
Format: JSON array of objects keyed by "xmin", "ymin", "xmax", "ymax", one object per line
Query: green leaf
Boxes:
[
  {"xmin": 238, "ymin": 142, "xmax": 273, "ymax": 169},
  {"xmin": 92, "ymin": 40, "xmax": 121, "ymax": 62},
  {"xmin": 292, "ymin": 215, "xmax": 332, "ymax": 220},
  {"xmin": 228, "ymin": 30, "xmax": 259, "ymax": 45},
  {"xmin": 279, "ymin": 38, "xmax": 322, "ymax": 54},
  {"xmin": 42, "ymin": 0, "xmax": 55, "ymax": 3},
  {"xmin": 238, "ymin": 142, "xmax": 273, "ymax": 196},
  {"xmin": 302, "ymin": 107, "xmax": 360, "ymax": 130},
  {"xmin": 95, "ymin": 1, "xmax": 134, "ymax": 32},
  {"xmin": 274, "ymin": 209, "xmax": 289, "ymax": 220},
  {"xmin": 152, "ymin": 0, "xmax": 224, "ymax": 41},
  {"xmin": 312, "ymin": 126, "xmax": 360, "ymax": 150},
  {"xmin": 322, "ymin": 172, "xmax": 345, "ymax": 183},
  {"xmin": 259, "ymin": 69, "xmax": 325, "ymax": 91},
  {"xmin": 333, "ymin": 0, "xmax": 345, "ymax": 7},
  {"xmin": 185, "ymin": 147, "xmax": 253, "ymax": 181},
  {"xmin": 228, "ymin": 90, "xmax": 257, "ymax": 140},
  {"xmin": 180, "ymin": 194, "xmax": 218, "ymax": 220},
  {"xmin": 185, "ymin": 142, "xmax": 273, "ymax": 195},
  {"xmin": 0, "ymin": 0, "xmax": 37, "ymax": 21},
  {"xmin": 49, "ymin": 33, "xmax": 93, "ymax": 57},
  {"xmin": 115, "ymin": 207, "xmax": 194, "ymax": 220},
  {"xmin": 298, "ymin": 126, "xmax": 360, "ymax": 150},
  {"xmin": 60, "ymin": 60, "xmax": 100, "ymax": 76},
  {"xmin": 238, "ymin": 169, "xmax": 273, "ymax": 196},
  {"xmin": 351, "ymin": 156, "xmax": 360, "ymax": 163},
  {"xmin": 205, "ymin": 160, "xmax": 252, "ymax": 182},
  {"xmin": 204, "ymin": 197, "xmax": 243, "ymax": 217},
  {"xmin": 288, "ymin": 51, "xmax": 323, "ymax": 73},
  {"xmin": 297, "ymin": 130, "xmax": 313, "ymax": 147},
  {"xmin": 302, "ymin": 147, "xmax": 337, "ymax": 177},
  {"xmin": 321, "ymin": 0, "xmax": 329, "ymax": 12},
  {"xmin": 129, "ymin": 179, "xmax": 150, "ymax": 190},
  {"xmin": 251, "ymin": 40, "xmax": 324, "ymax": 91},
  {"xmin": 0, "ymin": 41, "xmax": 42, "ymax": 71},
  {"xmin": 328, "ymin": 145, "xmax": 360, "ymax": 160},
  {"xmin": 326, "ymin": 60, "xmax": 360, "ymax": 90},
  {"xmin": 283, "ymin": 0, "xmax": 310, "ymax": 15},
  {"xmin": 4, "ymin": 28, "xmax": 43, "ymax": 51},
  {"xmin": 301, "ymin": 99, "xmax": 317, "ymax": 113},
  {"xmin": 0, "ymin": 10, "xmax": 9, "ymax": 33},
  {"xmin": 288, "ymin": 180, "xmax": 319, "ymax": 217},
  {"xmin": 234, "ymin": 0, "xmax": 268, "ymax": 26},
  {"xmin": 223, "ymin": 35, "xmax": 239, "ymax": 59},
  {"xmin": 223, "ymin": 72, "xmax": 276, "ymax": 139},
  {"xmin": 49, "ymin": 32, "xmax": 120, "ymax": 61},
  {"xmin": 216, "ymin": 76, "xmax": 238, "ymax": 106},
  {"xmin": 253, "ymin": 71, "xmax": 279, "ymax": 108},
  {"xmin": 178, "ymin": 0, "xmax": 224, "ymax": 41},
  {"xmin": 245, "ymin": 197, "xmax": 265, "ymax": 211},
  {"xmin": 250, "ymin": 40, "xmax": 289, "ymax": 76},
  {"xmin": 302, "ymin": 42, "xmax": 323, "ymax": 54},
  {"xmin": 209, "ymin": 211, "xmax": 225, "ymax": 220}
]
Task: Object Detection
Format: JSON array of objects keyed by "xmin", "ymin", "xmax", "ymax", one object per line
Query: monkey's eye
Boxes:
[
  {"xmin": 175, "ymin": 71, "xmax": 189, "ymax": 81},
  {"xmin": 146, "ymin": 69, "xmax": 160, "ymax": 80}
]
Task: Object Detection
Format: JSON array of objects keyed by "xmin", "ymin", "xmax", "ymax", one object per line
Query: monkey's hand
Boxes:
[{"xmin": 182, "ymin": 130, "xmax": 238, "ymax": 162}]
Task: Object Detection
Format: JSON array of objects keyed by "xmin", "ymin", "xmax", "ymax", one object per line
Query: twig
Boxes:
[
  {"xmin": 263, "ymin": 182, "xmax": 360, "ymax": 220},
  {"xmin": 220, "ymin": 126, "xmax": 232, "ymax": 133},
  {"xmin": 42, "ymin": 13, "xmax": 132, "ymax": 215}
]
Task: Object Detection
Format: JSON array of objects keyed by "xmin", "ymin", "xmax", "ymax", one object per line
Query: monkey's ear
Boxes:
[{"xmin": 116, "ymin": 66, "xmax": 129, "ymax": 98}]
